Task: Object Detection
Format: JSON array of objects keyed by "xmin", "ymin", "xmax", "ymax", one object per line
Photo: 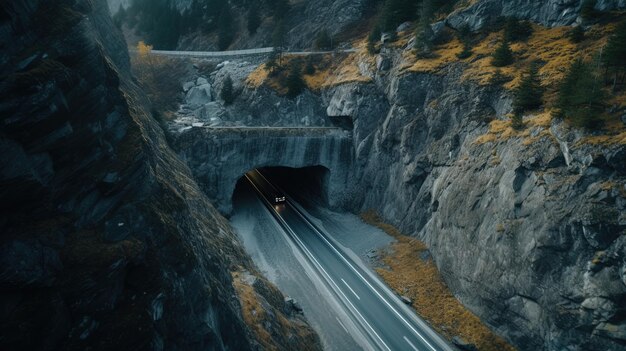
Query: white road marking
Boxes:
[
  {"xmin": 341, "ymin": 278, "xmax": 361, "ymax": 300},
  {"xmin": 404, "ymin": 336, "xmax": 420, "ymax": 351},
  {"xmin": 281, "ymin": 193, "xmax": 440, "ymax": 351},
  {"xmin": 336, "ymin": 317, "xmax": 349, "ymax": 334},
  {"xmin": 245, "ymin": 174, "xmax": 391, "ymax": 351}
]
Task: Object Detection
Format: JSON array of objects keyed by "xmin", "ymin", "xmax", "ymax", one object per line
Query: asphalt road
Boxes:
[{"xmin": 245, "ymin": 170, "xmax": 454, "ymax": 351}]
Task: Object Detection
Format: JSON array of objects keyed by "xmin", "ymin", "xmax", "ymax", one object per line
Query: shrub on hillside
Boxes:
[{"xmin": 492, "ymin": 41, "xmax": 514, "ymax": 67}]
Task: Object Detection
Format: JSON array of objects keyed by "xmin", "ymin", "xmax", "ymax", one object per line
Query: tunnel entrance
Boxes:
[{"xmin": 232, "ymin": 166, "xmax": 330, "ymax": 212}]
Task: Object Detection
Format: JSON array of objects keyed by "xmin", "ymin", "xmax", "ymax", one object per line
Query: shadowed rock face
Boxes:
[
  {"xmin": 0, "ymin": 1, "xmax": 321, "ymax": 350},
  {"xmin": 173, "ymin": 128, "xmax": 355, "ymax": 214}
]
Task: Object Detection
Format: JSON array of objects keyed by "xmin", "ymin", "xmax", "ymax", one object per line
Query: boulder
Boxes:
[{"xmin": 185, "ymin": 83, "xmax": 212, "ymax": 109}]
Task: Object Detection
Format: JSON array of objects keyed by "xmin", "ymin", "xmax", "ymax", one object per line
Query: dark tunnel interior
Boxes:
[{"xmin": 232, "ymin": 166, "xmax": 330, "ymax": 211}]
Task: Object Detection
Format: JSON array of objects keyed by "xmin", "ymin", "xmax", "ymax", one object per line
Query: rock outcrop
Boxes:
[
  {"xmin": 173, "ymin": 61, "xmax": 332, "ymax": 129},
  {"xmin": 446, "ymin": 0, "xmax": 626, "ymax": 31},
  {"xmin": 0, "ymin": 1, "xmax": 321, "ymax": 350}
]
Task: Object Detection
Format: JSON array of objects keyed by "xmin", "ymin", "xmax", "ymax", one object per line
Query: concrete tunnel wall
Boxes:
[{"xmin": 174, "ymin": 128, "xmax": 355, "ymax": 214}]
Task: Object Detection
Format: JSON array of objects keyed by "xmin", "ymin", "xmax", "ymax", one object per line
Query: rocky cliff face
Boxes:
[
  {"xmin": 177, "ymin": 0, "xmax": 626, "ymax": 349},
  {"xmin": 0, "ymin": 1, "xmax": 320, "ymax": 350},
  {"xmin": 447, "ymin": 0, "xmax": 626, "ymax": 30},
  {"xmin": 325, "ymin": 64, "xmax": 626, "ymax": 351}
]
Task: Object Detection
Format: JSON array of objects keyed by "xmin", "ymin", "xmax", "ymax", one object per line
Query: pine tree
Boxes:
[
  {"xmin": 503, "ymin": 17, "xmax": 533, "ymax": 42},
  {"xmin": 247, "ymin": 4, "xmax": 261, "ymax": 35},
  {"xmin": 568, "ymin": 26, "xmax": 585, "ymax": 43},
  {"xmin": 513, "ymin": 63, "xmax": 544, "ymax": 114},
  {"xmin": 602, "ymin": 21, "xmax": 626, "ymax": 90},
  {"xmin": 286, "ymin": 63, "xmax": 306, "ymax": 98},
  {"xmin": 221, "ymin": 75, "xmax": 235, "ymax": 105},
  {"xmin": 555, "ymin": 59, "xmax": 606, "ymax": 129},
  {"xmin": 414, "ymin": 0, "xmax": 435, "ymax": 57},
  {"xmin": 511, "ymin": 113, "xmax": 524, "ymax": 130},
  {"xmin": 492, "ymin": 40, "xmax": 514, "ymax": 67}
]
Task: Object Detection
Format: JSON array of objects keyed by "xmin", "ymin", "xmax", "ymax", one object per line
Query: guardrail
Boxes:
[
  {"xmin": 146, "ymin": 47, "xmax": 358, "ymax": 59},
  {"xmin": 150, "ymin": 47, "xmax": 275, "ymax": 58}
]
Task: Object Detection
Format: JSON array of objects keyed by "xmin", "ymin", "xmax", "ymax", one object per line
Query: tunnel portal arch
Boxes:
[{"xmin": 175, "ymin": 128, "xmax": 355, "ymax": 214}]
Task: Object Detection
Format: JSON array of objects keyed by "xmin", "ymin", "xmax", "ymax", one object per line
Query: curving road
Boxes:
[
  {"xmin": 146, "ymin": 47, "xmax": 357, "ymax": 59},
  {"xmin": 245, "ymin": 170, "xmax": 454, "ymax": 351}
]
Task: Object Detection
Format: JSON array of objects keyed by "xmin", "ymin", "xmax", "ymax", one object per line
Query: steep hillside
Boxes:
[
  {"xmin": 167, "ymin": 0, "xmax": 626, "ymax": 350},
  {"xmin": 0, "ymin": 0, "xmax": 320, "ymax": 350}
]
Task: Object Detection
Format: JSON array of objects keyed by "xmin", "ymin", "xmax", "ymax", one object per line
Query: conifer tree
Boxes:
[
  {"xmin": 221, "ymin": 75, "xmax": 235, "ymax": 105},
  {"xmin": 602, "ymin": 21, "xmax": 626, "ymax": 90},
  {"xmin": 511, "ymin": 113, "xmax": 524, "ymax": 130},
  {"xmin": 555, "ymin": 59, "xmax": 606, "ymax": 128},
  {"xmin": 503, "ymin": 17, "xmax": 533, "ymax": 42},
  {"xmin": 513, "ymin": 63, "xmax": 544, "ymax": 114},
  {"xmin": 286, "ymin": 63, "xmax": 306, "ymax": 98},
  {"xmin": 568, "ymin": 26, "xmax": 585, "ymax": 43},
  {"xmin": 414, "ymin": 0, "xmax": 435, "ymax": 57},
  {"xmin": 492, "ymin": 40, "xmax": 514, "ymax": 67}
]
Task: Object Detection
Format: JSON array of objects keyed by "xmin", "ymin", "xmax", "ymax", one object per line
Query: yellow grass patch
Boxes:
[
  {"xmin": 232, "ymin": 270, "xmax": 278, "ymax": 350},
  {"xmin": 360, "ymin": 211, "xmax": 516, "ymax": 351},
  {"xmin": 304, "ymin": 54, "xmax": 372, "ymax": 90},
  {"xmin": 474, "ymin": 118, "xmax": 517, "ymax": 145},
  {"xmin": 579, "ymin": 131, "xmax": 626, "ymax": 145},
  {"xmin": 460, "ymin": 24, "xmax": 611, "ymax": 91},
  {"xmin": 401, "ymin": 37, "xmax": 465, "ymax": 74},
  {"xmin": 245, "ymin": 49, "xmax": 372, "ymax": 94},
  {"xmin": 246, "ymin": 63, "xmax": 270, "ymax": 88}
]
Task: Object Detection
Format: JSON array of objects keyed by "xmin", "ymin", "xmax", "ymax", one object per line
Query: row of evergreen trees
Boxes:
[
  {"xmin": 510, "ymin": 21, "xmax": 626, "ymax": 130},
  {"xmin": 116, "ymin": 0, "xmax": 290, "ymax": 50}
]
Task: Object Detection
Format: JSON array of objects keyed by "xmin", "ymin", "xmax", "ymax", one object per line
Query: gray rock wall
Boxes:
[
  {"xmin": 446, "ymin": 0, "xmax": 626, "ymax": 31},
  {"xmin": 174, "ymin": 128, "xmax": 355, "ymax": 214},
  {"xmin": 323, "ymin": 60, "xmax": 626, "ymax": 350}
]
